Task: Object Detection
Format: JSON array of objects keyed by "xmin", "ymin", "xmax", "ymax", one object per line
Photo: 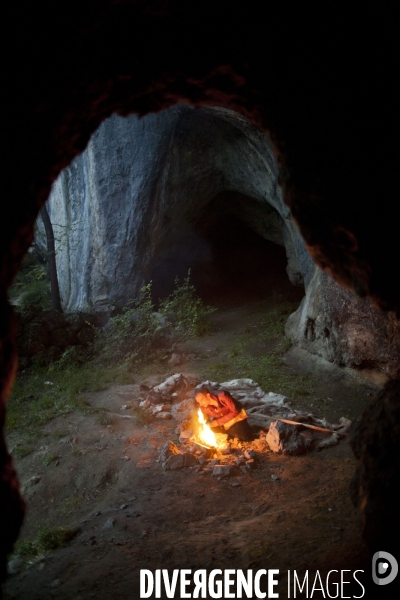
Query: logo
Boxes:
[{"xmin": 372, "ymin": 551, "xmax": 398, "ymax": 586}]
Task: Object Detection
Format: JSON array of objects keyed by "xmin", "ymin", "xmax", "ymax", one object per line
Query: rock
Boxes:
[
  {"xmin": 139, "ymin": 397, "xmax": 152, "ymax": 409},
  {"xmin": 49, "ymin": 579, "xmax": 61, "ymax": 588},
  {"xmin": 155, "ymin": 412, "xmax": 172, "ymax": 420},
  {"xmin": 213, "ymin": 465, "xmax": 232, "ymax": 477},
  {"xmin": 103, "ymin": 518, "xmax": 115, "ymax": 529},
  {"xmin": 266, "ymin": 421, "xmax": 312, "ymax": 455},
  {"xmin": 235, "ymin": 457, "xmax": 245, "ymax": 466},
  {"xmin": 220, "ymin": 444, "xmax": 231, "ymax": 455},
  {"xmin": 7, "ymin": 555, "xmax": 25, "ymax": 575},
  {"xmin": 245, "ymin": 459, "xmax": 255, "ymax": 469},
  {"xmin": 158, "ymin": 440, "xmax": 180, "ymax": 463},
  {"xmin": 191, "ymin": 442, "xmax": 212, "ymax": 457},
  {"xmin": 164, "ymin": 453, "xmax": 198, "ymax": 471},
  {"xmin": 179, "ymin": 430, "xmax": 193, "ymax": 442},
  {"xmin": 171, "ymin": 398, "xmax": 196, "ymax": 422},
  {"xmin": 153, "ymin": 374, "xmax": 183, "ymax": 395},
  {"xmin": 45, "ymin": 107, "xmax": 309, "ymax": 312},
  {"xmin": 168, "ymin": 353, "xmax": 182, "ymax": 366},
  {"xmin": 271, "ymin": 474, "xmax": 280, "ymax": 481},
  {"xmin": 285, "ymin": 269, "xmax": 400, "ymax": 379}
]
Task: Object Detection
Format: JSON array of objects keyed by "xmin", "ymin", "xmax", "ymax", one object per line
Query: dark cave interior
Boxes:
[{"xmin": 149, "ymin": 193, "xmax": 303, "ymax": 307}]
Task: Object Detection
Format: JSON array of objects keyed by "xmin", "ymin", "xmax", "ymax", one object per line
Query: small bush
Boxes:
[
  {"xmin": 159, "ymin": 271, "xmax": 216, "ymax": 338},
  {"xmin": 97, "ymin": 274, "xmax": 216, "ymax": 365},
  {"xmin": 10, "ymin": 256, "xmax": 51, "ymax": 311},
  {"xmin": 97, "ymin": 283, "xmax": 161, "ymax": 363}
]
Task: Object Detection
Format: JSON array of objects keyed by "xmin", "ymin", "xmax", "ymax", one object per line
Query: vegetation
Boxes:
[
  {"xmin": 205, "ymin": 302, "xmax": 313, "ymax": 402},
  {"xmin": 9, "ymin": 253, "xmax": 51, "ymax": 311},
  {"xmin": 159, "ymin": 272, "xmax": 216, "ymax": 337},
  {"xmin": 7, "ymin": 272, "xmax": 216, "ymax": 432},
  {"xmin": 95, "ymin": 272, "xmax": 216, "ymax": 365},
  {"xmin": 6, "ymin": 362, "xmax": 133, "ymax": 432},
  {"xmin": 13, "ymin": 524, "xmax": 77, "ymax": 559}
]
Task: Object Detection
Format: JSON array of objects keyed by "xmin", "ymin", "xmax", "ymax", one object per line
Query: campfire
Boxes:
[
  {"xmin": 193, "ymin": 408, "xmax": 230, "ymax": 451},
  {"xmin": 196, "ymin": 408, "xmax": 217, "ymax": 448},
  {"xmin": 137, "ymin": 373, "xmax": 352, "ymax": 477}
]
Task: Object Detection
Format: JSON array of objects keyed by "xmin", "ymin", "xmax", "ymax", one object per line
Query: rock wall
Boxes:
[
  {"xmin": 285, "ymin": 269, "xmax": 400, "ymax": 380},
  {"xmin": 45, "ymin": 105, "xmax": 400, "ymax": 380},
  {"xmin": 46, "ymin": 106, "xmax": 313, "ymax": 312}
]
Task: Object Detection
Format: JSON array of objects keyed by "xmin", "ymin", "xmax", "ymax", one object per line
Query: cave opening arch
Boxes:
[{"xmin": 1, "ymin": 2, "xmax": 399, "ymax": 585}]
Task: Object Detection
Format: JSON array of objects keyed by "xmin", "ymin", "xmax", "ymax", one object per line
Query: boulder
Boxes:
[
  {"xmin": 266, "ymin": 421, "xmax": 312, "ymax": 455},
  {"xmin": 286, "ymin": 268, "xmax": 400, "ymax": 380}
]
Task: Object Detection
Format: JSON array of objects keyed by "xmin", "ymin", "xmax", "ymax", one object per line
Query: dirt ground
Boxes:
[{"xmin": 4, "ymin": 301, "xmax": 382, "ymax": 600}]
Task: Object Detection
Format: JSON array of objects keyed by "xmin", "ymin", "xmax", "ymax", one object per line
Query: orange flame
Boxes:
[{"xmin": 197, "ymin": 408, "xmax": 218, "ymax": 448}]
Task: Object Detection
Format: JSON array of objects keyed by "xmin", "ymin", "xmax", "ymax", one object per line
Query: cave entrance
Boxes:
[{"xmin": 150, "ymin": 190, "xmax": 304, "ymax": 307}]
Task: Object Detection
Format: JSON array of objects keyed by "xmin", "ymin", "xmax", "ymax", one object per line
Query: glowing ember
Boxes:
[{"xmin": 196, "ymin": 408, "xmax": 218, "ymax": 448}]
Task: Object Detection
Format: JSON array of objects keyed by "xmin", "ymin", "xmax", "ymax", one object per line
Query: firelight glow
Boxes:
[{"xmin": 197, "ymin": 408, "xmax": 218, "ymax": 448}]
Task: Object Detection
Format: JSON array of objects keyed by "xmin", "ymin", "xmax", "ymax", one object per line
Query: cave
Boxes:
[
  {"xmin": 149, "ymin": 191, "xmax": 304, "ymax": 306},
  {"xmin": 2, "ymin": 3, "xmax": 399, "ymax": 599}
]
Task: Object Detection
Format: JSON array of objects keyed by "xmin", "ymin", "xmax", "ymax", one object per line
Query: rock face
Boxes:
[
  {"xmin": 45, "ymin": 106, "xmax": 312, "ymax": 312},
  {"xmin": 44, "ymin": 106, "xmax": 400, "ymax": 380},
  {"xmin": 285, "ymin": 269, "xmax": 400, "ymax": 380}
]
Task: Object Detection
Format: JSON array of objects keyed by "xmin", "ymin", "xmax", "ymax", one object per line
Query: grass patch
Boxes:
[
  {"xmin": 8, "ymin": 273, "xmax": 215, "ymax": 435},
  {"xmin": 204, "ymin": 301, "xmax": 314, "ymax": 402},
  {"xmin": 206, "ymin": 352, "xmax": 312, "ymax": 400},
  {"xmin": 42, "ymin": 453, "xmax": 59, "ymax": 467},
  {"xmin": 12, "ymin": 444, "xmax": 34, "ymax": 459},
  {"xmin": 6, "ymin": 362, "xmax": 135, "ymax": 432},
  {"xmin": 13, "ymin": 524, "xmax": 77, "ymax": 559}
]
